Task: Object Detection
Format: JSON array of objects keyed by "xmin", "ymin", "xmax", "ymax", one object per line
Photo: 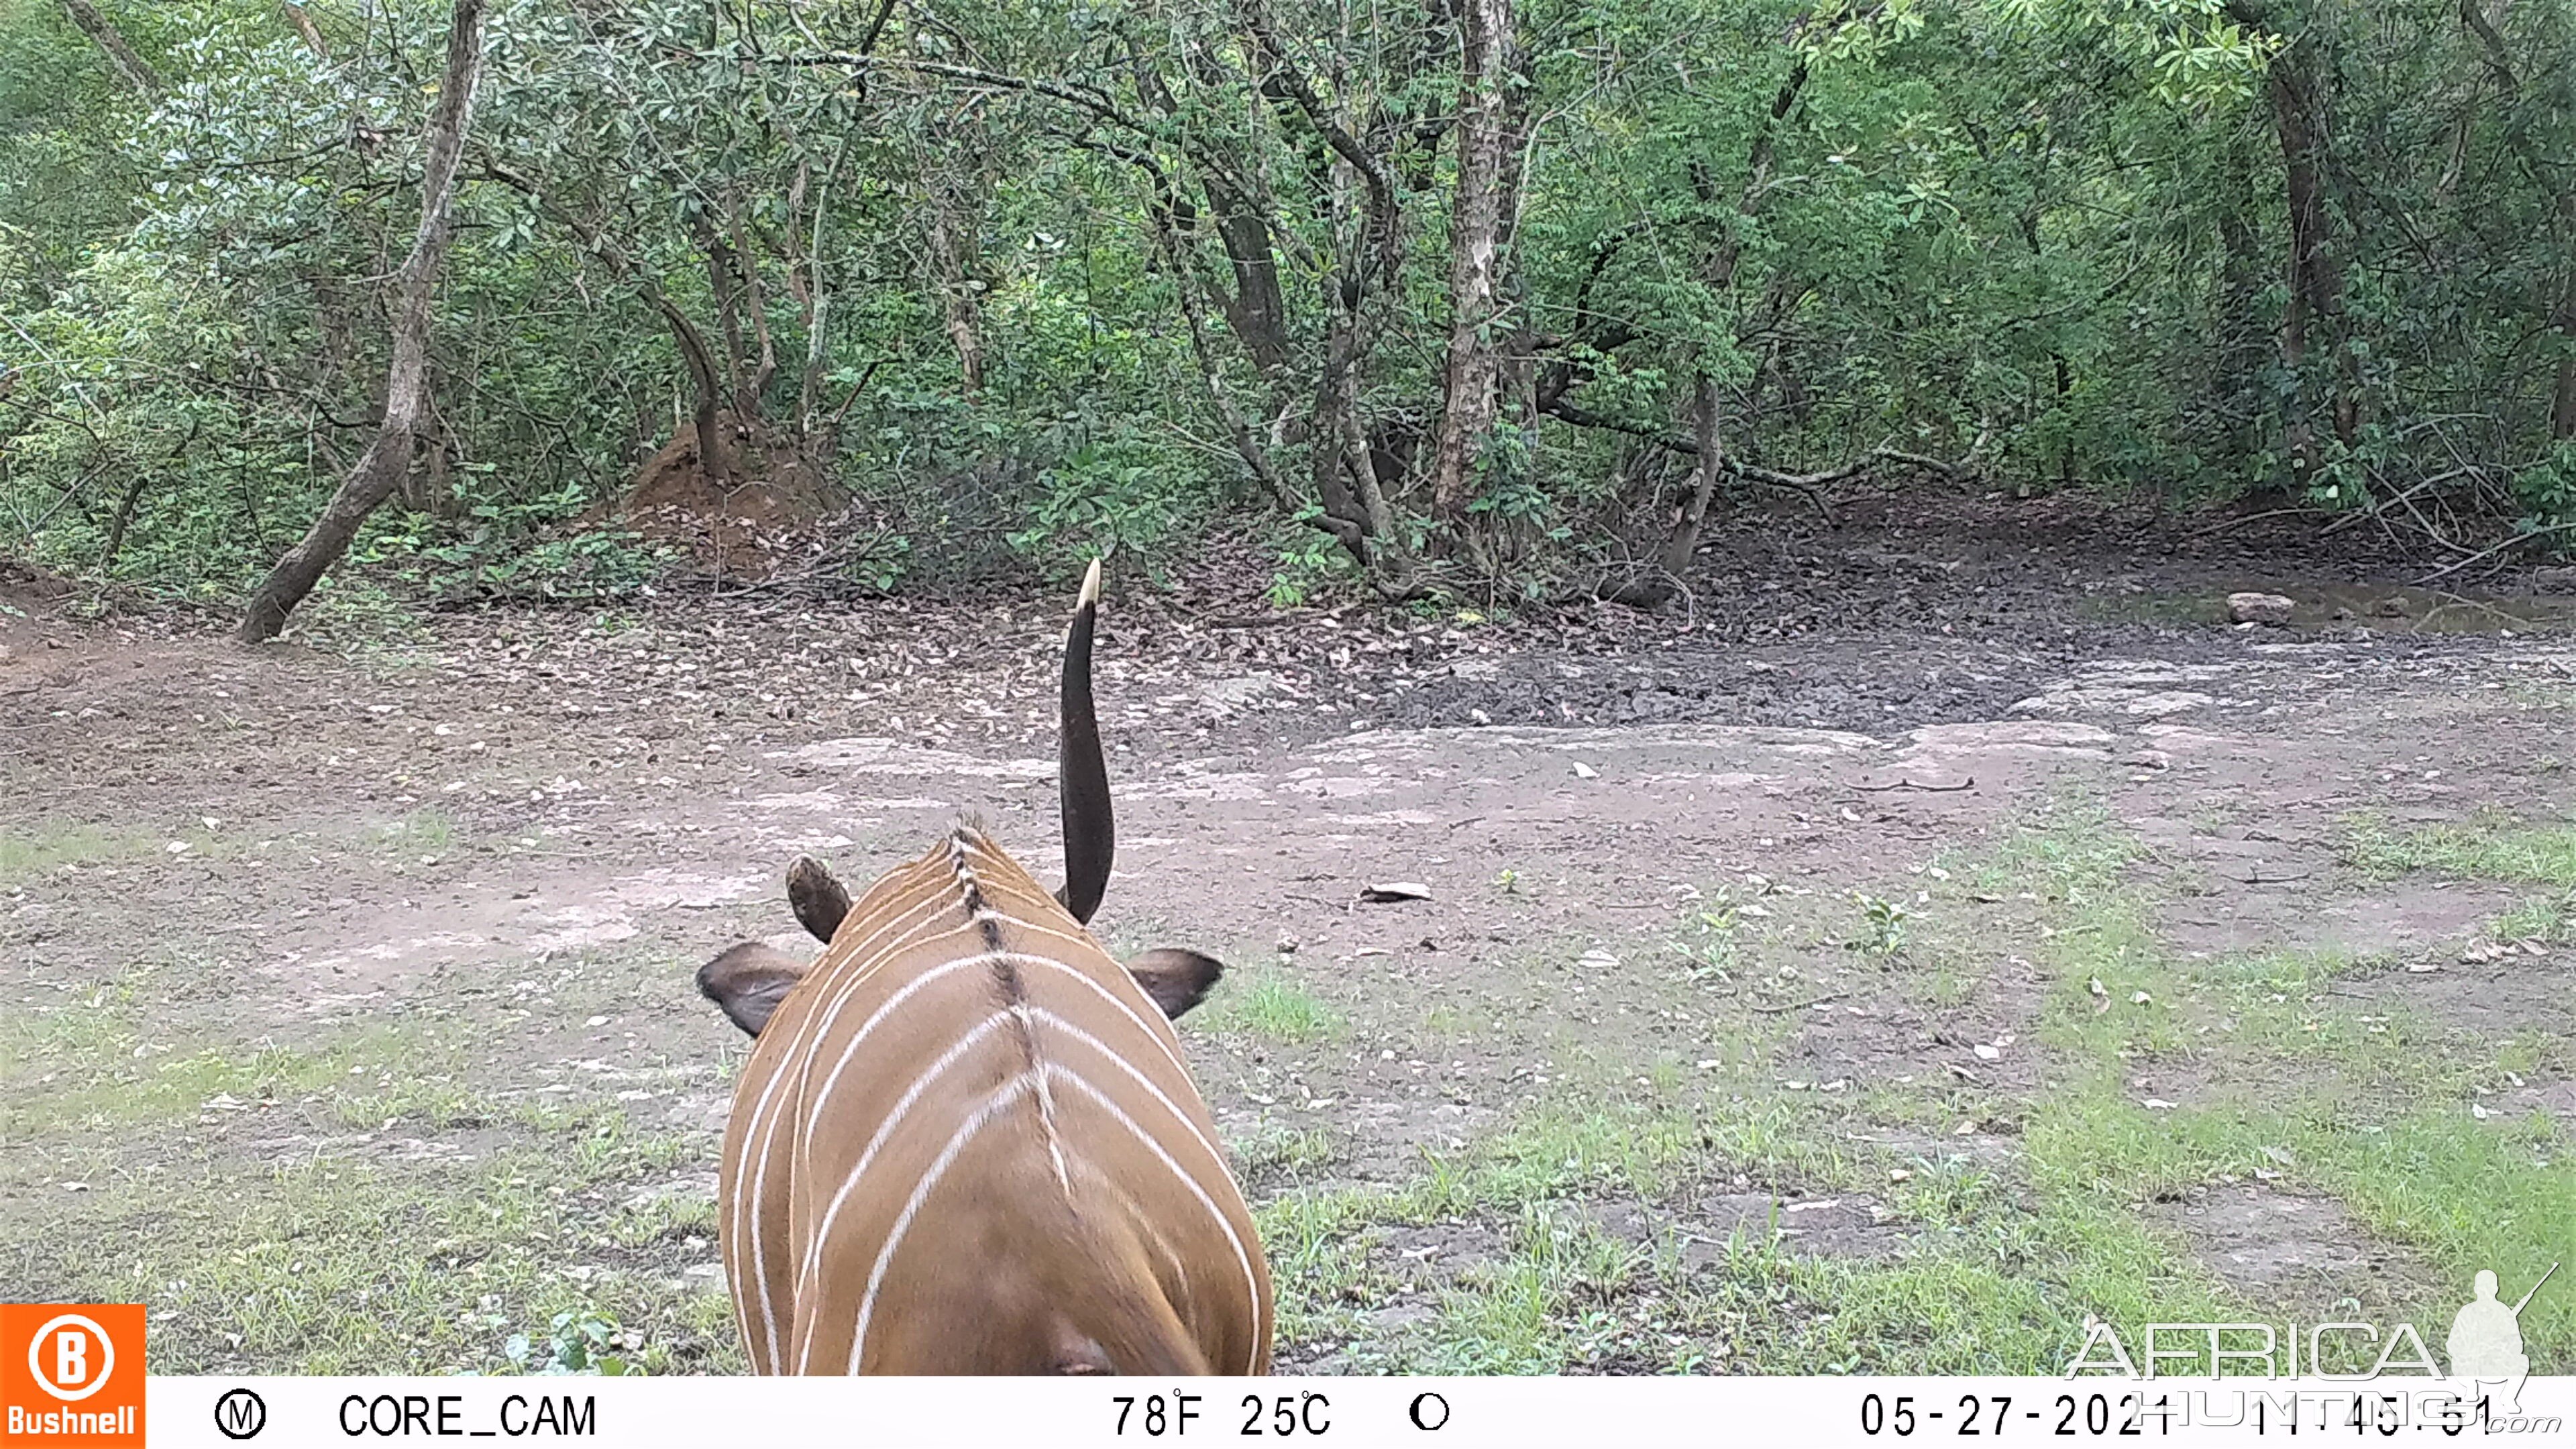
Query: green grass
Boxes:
[
  {"xmin": 1260, "ymin": 800, "xmax": 2576, "ymax": 1375},
  {"xmin": 2339, "ymin": 814, "xmax": 2576, "ymax": 887},
  {"xmin": 1253, "ymin": 1087, "xmax": 2250, "ymax": 1373},
  {"xmin": 15, "ymin": 786, "xmax": 2569, "ymax": 1379},
  {"xmin": 1972, "ymin": 799, "xmax": 2146, "ymax": 900},
  {"xmin": 0, "ymin": 822, "xmax": 153, "ymax": 884},
  {"xmin": 1203, "ymin": 972, "xmax": 1346, "ymax": 1044},
  {"xmin": 1233, "ymin": 1122, "xmax": 1347, "ymax": 1183},
  {"xmin": 2493, "ymin": 890, "xmax": 2576, "ymax": 943},
  {"xmin": 374, "ymin": 806, "xmax": 462, "ymax": 857},
  {"xmin": 0, "ymin": 967, "xmax": 461, "ymax": 1133},
  {"xmin": 1, "ymin": 950, "xmax": 735, "ymax": 1376},
  {"xmin": 14, "ymin": 1115, "xmax": 735, "ymax": 1375},
  {"xmin": 2004, "ymin": 818, "xmax": 2576, "ymax": 1368}
]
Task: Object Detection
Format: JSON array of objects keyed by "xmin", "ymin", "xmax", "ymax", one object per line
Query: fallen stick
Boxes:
[{"xmin": 1749, "ymin": 991, "xmax": 1849, "ymax": 1014}]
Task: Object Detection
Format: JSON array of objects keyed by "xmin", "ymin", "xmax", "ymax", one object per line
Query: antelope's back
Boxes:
[{"xmin": 717, "ymin": 826, "xmax": 1270, "ymax": 1375}]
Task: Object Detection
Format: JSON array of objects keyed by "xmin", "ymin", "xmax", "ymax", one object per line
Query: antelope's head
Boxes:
[{"xmin": 696, "ymin": 560, "xmax": 1228, "ymax": 1036}]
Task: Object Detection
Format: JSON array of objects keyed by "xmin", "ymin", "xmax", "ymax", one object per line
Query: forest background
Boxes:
[{"xmin": 4, "ymin": 0, "xmax": 2573, "ymax": 629}]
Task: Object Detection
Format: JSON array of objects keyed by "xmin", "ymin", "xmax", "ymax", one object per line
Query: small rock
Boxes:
[
  {"xmin": 2226, "ymin": 591, "xmax": 2296, "ymax": 626},
  {"xmin": 2370, "ymin": 595, "xmax": 2410, "ymax": 618},
  {"xmin": 1571, "ymin": 761, "xmax": 1599, "ymax": 780}
]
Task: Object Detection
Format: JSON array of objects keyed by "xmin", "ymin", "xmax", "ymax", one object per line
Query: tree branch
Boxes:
[
  {"xmin": 238, "ymin": 0, "xmax": 485, "ymax": 641},
  {"xmin": 60, "ymin": 0, "xmax": 161, "ymax": 95}
]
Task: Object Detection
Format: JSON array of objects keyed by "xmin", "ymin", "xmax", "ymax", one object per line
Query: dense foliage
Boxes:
[{"xmin": 3, "ymin": 0, "xmax": 2572, "ymax": 608}]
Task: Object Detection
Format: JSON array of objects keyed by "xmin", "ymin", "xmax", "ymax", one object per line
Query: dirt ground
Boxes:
[{"xmin": 5, "ymin": 494, "xmax": 2573, "ymax": 1376}]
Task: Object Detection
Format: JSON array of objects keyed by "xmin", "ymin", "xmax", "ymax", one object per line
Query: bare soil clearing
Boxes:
[{"xmin": 5, "ymin": 500, "xmax": 2573, "ymax": 1375}]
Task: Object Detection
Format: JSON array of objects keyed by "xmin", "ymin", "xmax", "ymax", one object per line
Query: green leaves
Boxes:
[
  {"xmin": 502, "ymin": 1310, "xmax": 644, "ymax": 1376},
  {"xmin": 5, "ymin": 0, "xmax": 2571, "ymax": 604}
]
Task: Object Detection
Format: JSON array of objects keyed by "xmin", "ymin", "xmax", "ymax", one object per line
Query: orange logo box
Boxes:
[{"xmin": 1, "ymin": 1306, "xmax": 144, "ymax": 1448}]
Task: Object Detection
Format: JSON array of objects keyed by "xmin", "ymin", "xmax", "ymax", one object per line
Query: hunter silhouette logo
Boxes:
[
  {"xmin": 1, "ymin": 1304, "xmax": 144, "ymax": 1446},
  {"xmin": 2449, "ymin": 1264, "xmax": 2555, "ymax": 1418}
]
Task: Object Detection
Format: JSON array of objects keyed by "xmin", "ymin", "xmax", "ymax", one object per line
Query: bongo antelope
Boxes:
[{"xmin": 694, "ymin": 562, "xmax": 1273, "ymax": 1375}]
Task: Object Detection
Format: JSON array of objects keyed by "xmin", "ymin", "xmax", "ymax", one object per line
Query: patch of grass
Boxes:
[
  {"xmin": 1203, "ymin": 973, "xmax": 1345, "ymax": 1045},
  {"xmin": 7, "ymin": 1112, "xmax": 734, "ymax": 1375},
  {"xmin": 1275, "ymin": 1090, "xmax": 2246, "ymax": 1374},
  {"xmin": 0, "ymin": 822, "xmax": 152, "ymax": 884},
  {"xmin": 1974, "ymin": 800, "xmax": 2146, "ymax": 901},
  {"xmin": 1972, "ymin": 810, "xmax": 2576, "ymax": 1368},
  {"xmin": 0, "ymin": 972, "xmax": 453, "ymax": 1136},
  {"xmin": 2493, "ymin": 890, "xmax": 2576, "ymax": 943},
  {"xmin": 1263, "ymin": 792, "xmax": 2576, "ymax": 1377},
  {"xmin": 2339, "ymin": 814, "xmax": 2576, "ymax": 887},
  {"xmin": 1417, "ymin": 1004, "xmax": 1469, "ymax": 1040},
  {"xmin": 1390, "ymin": 1203, "xmax": 1644, "ymax": 1373},
  {"xmin": 375, "ymin": 806, "xmax": 462, "ymax": 857},
  {"xmin": 1233, "ymin": 1122, "xmax": 1346, "ymax": 1183}
]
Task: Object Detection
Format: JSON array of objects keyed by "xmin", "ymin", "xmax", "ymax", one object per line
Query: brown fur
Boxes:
[{"xmin": 710, "ymin": 830, "xmax": 1272, "ymax": 1375}]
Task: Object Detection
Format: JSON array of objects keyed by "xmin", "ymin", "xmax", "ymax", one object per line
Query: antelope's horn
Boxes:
[{"xmin": 1055, "ymin": 559, "xmax": 1112, "ymax": 924}]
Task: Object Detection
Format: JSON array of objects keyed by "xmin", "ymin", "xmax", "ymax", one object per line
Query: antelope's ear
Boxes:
[
  {"xmin": 786, "ymin": 854, "xmax": 851, "ymax": 943},
  {"xmin": 698, "ymin": 941, "xmax": 812, "ymax": 1036},
  {"xmin": 1125, "ymin": 948, "xmax": 1225, "ymax": 1020}
]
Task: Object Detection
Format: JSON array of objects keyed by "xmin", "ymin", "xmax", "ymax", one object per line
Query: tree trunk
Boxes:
[
  {"xmin": 2263, "ymin": 26, "xmax": 2356, "ymax": 486},
  {"xmin": 1313, "ymin": 293, "xmax": 1396, "ymax": 559},
  {"xmin": 1157, "ymin": 212, "xmax": 1298, "ymax": 514},
  {"xmin": 1655, "ymin": 370, "xmax": 1725, "ymax": 579},
  {"xmin": 731, "ymin": 204, "xmax": 778, "ymax": 407},
  {"xmin": 2546, "ymin": 146, "xmax": 2576, "ymax": 443},
  {"xmin": 1606, "ymin": 370, "xmax": 1722, "ymax": 607},
  {"xmin": 2555, "ymin": 269, "xmax": 2576, "ymax": 441},
  {"xmin": 696, "ymin": 213, "xmax": 753, "ymax": 414},
  {"xmin": 60, "ymin": 0, "xmax": 160, "ymax": 95},
  {"xmin": 927, "ymin": 204, "xmax": 985, "ymax": 394},
  {"xmin": 1426, "ymin": 0, "xmax": 1513, "ymax": 531},
  {"xmin": 2214, "ymin": 130, "xmax": 2267, "ymax": 465},
  {"xmin": 237, "ymin": 0, "xmax": 484, "ymax": 643},
  {"xmin": 651, "ymin": 294, "xmax": 738, "ymax": 486},
  {"xmin": 280, "ymin": 1, "xmax": 328, "ymax": 56},
  {"xmin": 2455, "ymin": 0, "xmax": 2574, "ymax": 440},
  {"xmin": 1200, "ymin": 172, "xmax": 1293, "ymax": 377}
]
